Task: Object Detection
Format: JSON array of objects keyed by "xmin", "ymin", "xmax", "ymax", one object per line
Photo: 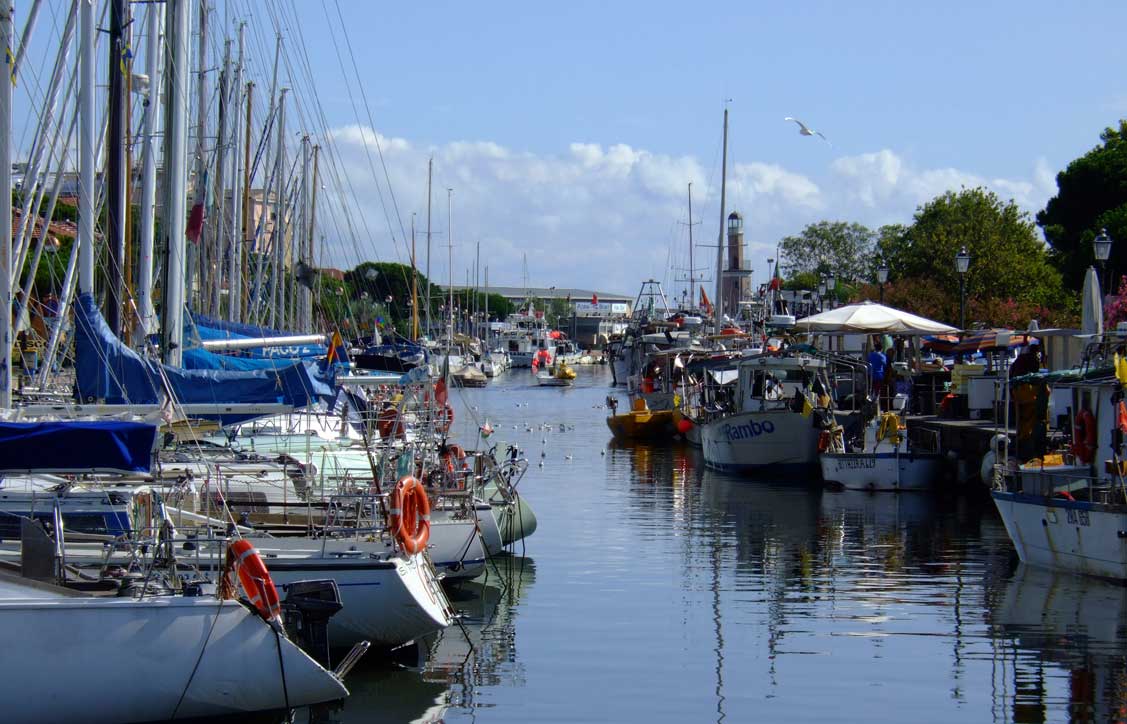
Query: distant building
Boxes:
[{"xmin": 449, "ymin": 285, "xmax": 633, "ymax": 348}]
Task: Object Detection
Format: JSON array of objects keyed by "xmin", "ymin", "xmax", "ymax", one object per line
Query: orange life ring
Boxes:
[
  {"xmin": 442, "ymin": 444, "xmax": 470, "ymax": 475},
  {"xmin": 1072, "ymin": 408, "xmax": 1097, "ymax": 464},
  {"xmin": 227, "ymin": 539, "xmax": 281, "ymax": 622},
  {"xmin": 389, "ymin": 475, "xmax": 431, "ymax": 554},
  {"xmin": 1055, "ymin": 490, "xmax": 1076, "ymax": 502},
  {"xmin": 436, "ymin": 402, "xmax": 454, "ymax": 434}
]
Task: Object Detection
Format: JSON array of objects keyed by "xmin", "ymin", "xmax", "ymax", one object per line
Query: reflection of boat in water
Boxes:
[
  {"xmin": 331, "ymin": 556, "xmax": 537, "ymax": 722},
  {"xmin": 990, "ymin": 564, "xmax": 1127, "ymax": 721}
]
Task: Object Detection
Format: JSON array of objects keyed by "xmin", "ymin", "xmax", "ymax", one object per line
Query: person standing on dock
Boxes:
[{"xmin": 868, "ymin": 344, "xmax": 888, "ymax": 404}]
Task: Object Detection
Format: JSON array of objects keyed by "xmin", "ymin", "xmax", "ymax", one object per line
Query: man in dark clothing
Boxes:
[
  {"xmin": 1010, "ymin": 343, "xmax": 1042, "ymax": 378},
  {"xmin": 868, "ymin": 347, "xmax": 887, "ymax": 401}
]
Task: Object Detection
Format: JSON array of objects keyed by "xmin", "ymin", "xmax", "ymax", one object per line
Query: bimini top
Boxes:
[{"xmin": 0, "ymin": 420, "xmax": 157, "ymax": 474}]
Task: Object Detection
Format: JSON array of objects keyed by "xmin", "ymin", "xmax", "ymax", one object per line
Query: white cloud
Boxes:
[{"xmin": 318, "ymin": 130, "xmax": 1056, "ymax": 295}]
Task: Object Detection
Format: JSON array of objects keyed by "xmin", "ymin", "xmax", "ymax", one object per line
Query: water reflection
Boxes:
[
  {"xmin": 989, "ymin": 565, "xmax": 1127, "ymax": 724},
  {"xmin": 329, "ymin": 555, "xmax": 536, "ymax": 723}
]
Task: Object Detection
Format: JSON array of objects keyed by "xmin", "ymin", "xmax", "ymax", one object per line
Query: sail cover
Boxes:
[
  {"xmin": 0, "ymin": 420, "xmax": 157, "ymax": 474},
  {"xmin": 189, "ymin": 312, "xmax": 327, "ymax": 359},
  {"xmin": 74, "ymin": 293, "xmax": 328, "ymax": 419}
]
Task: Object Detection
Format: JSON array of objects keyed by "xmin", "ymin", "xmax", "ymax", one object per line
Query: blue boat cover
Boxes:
[
  {"xmin": 190, "ymin": 312, "xmax": 326, "ymax": 359},
  {"xmin": 74, "ymin": 293, "xmax": 331, "ymax": 423},
  {"xmin": 0, "ymin": 420, "xmax": 156, "ymax": 473}
]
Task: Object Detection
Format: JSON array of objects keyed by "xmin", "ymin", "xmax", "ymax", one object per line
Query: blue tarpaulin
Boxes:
[
  {"xmin": 74, "ymin": 293, "xmax": 330, "ymax": 423},
  {"xmin": 0, "ymin": 420, "xmax": 157, "ymax": 473}
]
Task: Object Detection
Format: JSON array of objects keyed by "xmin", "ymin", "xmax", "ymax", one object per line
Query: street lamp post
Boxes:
[
  {"xmin": 826, "ymin": 273, "xmax": 836, "ymax": 310},
  {"xmin": 1094, "ymin": 228, "xmax": 1113, "ymax": 296},
  {"xmin": 877, "ymin": 262, "xmax": 889, "ymax": 305},
  {"xmin": 817, "ymin": 282, "xmax": 826, "ymax": 313},
  {"xmin": 955, "ymin": 246, "xmax": 971, "ymax": 331}
]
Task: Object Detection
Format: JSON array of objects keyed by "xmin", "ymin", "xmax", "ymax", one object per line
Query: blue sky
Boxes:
[{"xmin": 14, "ymin": 1, "xmax": 1127, "ymax": 298}]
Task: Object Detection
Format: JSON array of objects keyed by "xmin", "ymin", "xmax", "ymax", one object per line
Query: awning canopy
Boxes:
[
  {"xmin": 794, "ymin": 301, "xmax": 957, "ymax": 335},
  {"xmin": 923, "ymin": 329, "xmax": 1030, "ymax": 353}
]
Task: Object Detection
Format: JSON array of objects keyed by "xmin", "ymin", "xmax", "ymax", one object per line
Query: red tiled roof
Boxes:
[{"xmin": 11, "ymin": 207, "xmax": 77, "ymax": 241}]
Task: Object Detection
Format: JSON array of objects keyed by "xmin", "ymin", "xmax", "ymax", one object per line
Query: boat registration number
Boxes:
[{"xmin": 1065, "ymin": 508, "xmax": 1091, "ymax": 526}]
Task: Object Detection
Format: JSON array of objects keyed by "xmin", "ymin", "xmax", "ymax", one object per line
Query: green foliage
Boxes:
[
  {"xmin": 779, "ymin": 221, "xmax": 877, "ymax": 283},
  {"xmin": 880, "ymin": 187, "xmax": 1065, "ymax": 308},
  {"xmin": 1038, "ymin": 120, "xmax": 1127, "ymax": 290}
]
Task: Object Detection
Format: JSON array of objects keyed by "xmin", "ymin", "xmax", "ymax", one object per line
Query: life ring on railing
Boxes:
[
  {"xmin": 1055, "ymin": 490, "xmax": 1077, "ymax": 502},
  {"xmin": 1072, "ymin": 408, "xmax": 1097, "ymax": 464},
  {"xmin": 442, "ymin": 444, "xmax": 470, "ymax": 474},
  {"xmin": 389, "ymin": 476, "xmax": 431, "ymax": 554},
  {"xmin": 436, "ymin": 402, "xmax": 454, "ymax": 434},
  {"xmin": 227, "ymin": 539, "xmax": 281, "ymax": 622},
  {"xmin": 817, "ymin": 430, "xmax": 832, "ymax": 453},
  {"xmin": 376, "ymin": 405, "xmax": 405, "ymax": 440}
]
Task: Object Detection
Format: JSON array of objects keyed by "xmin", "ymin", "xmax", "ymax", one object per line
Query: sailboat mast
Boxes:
[
  {"xmin": 227, "ymin": 23, "xmax": 244, "ymax": 323},
  {"xmin": 160, "ymin": 0, "xmax": 191, "ymax": 366},
  {"xmin": 446, "ymin": 188, "xmax": 454, "ymax": 347},
  {"xmin": 105, "ymin": 0, "xmax": 128, "ymax": 336},
  {"xmin": 190, "ymin": 0, "xmax": 207, "ymax": 311},
  {"xmin": 136, "ymin": 0, "xmax": 163, "ymax": 340},
  {"xmin": 239, "ymin": 80, "xmax": 253, "ymax": 322},
  {"xmin": 425, "ymin": 157, "xmax": 432, "ymax": 339},
  {"xmin": 0, "ymin": 0, "xmax": 12, "ymax": 408},
  {"xmin": 78, "ymin": 0, "xmax": 95, "ymax": 295},
  {"xmin": 714, "ymin": 108, "xmax": 728, "ymax": 331},
  {"xmin": 687, "ymin": 182, "xmax": 694, "ymax": 309},
  {"xmin": 411, "ymin": 214, "xmax": 418, "ymax": 339}
]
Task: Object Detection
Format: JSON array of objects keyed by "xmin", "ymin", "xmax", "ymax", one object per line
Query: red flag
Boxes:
[
  {"xmin": 700, "ymin": 286, "xmax": 712, "ymax": 314},
  {"xmin": 768, "ymin": 277, "xmax": 782, "ymax": 291},
  {"xmin": 186, "ymin": 203, "xmax": 205, "ymax": 244},
  {"xmin": 592, "ymin": 293, "xmax": 598, "ymax": 305},
  {"xmin": 434, "ymin": 377, "xmax": 448, "ymax": 406}
]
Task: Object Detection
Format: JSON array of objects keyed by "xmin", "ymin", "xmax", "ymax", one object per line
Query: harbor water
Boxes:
[{"xmin": 327, "ymin": 365, "xmax": 1123, "ymax": 724}]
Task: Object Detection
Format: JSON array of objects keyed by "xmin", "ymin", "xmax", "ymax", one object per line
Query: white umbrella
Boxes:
[
  {"xmin": 794, "ymin": 301, "xmax": 957, "ymax": 335},
  {"xmin": 1081, "ymin": 266, "xmax": 1103, "ymax": 336}
]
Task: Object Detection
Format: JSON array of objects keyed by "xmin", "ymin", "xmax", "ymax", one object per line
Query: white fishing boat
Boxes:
[
  {"xmin": 699, "ymin": 353, "xmax": 839, "ymax": 474},
  {"xmin": 990, "ymin": 341, "xmax": 1127, "ymax": 580},
  {"xmin": 819, "ymin": 409, "xmax": 943, "ymax": 491}
]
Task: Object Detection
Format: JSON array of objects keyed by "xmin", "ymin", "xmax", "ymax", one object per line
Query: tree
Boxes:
[
  {"xmin": 1038, "ymin": 120, "xmax": 1127, "ymax": 290},
  {"xmin": 902, "ymin": 188, "xmax": 1063, "ymax": 308},
  {"xmin": 779, "ymin": 221, "xmax": 876, "ymax": 283}
]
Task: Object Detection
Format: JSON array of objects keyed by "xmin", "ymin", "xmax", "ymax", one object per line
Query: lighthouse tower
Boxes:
[{"xmin": 723, "ymin": 212, "xmax": 750, "ymax": 319}]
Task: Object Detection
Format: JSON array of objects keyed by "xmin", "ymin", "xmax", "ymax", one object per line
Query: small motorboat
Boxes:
[
  {"xmin": 452, "ymin": 364, "xmax": 489, "ymax": 388},
  {"xmin": 536, "ymin": 362, "xmax": 576, "ymax": 387},
  {"xmin": 819, "ymin": 410, "xmax": 942, "ymax": 491}
]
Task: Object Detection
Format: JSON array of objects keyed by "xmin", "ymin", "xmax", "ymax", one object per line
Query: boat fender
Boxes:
[
  {"xmin": 390, "ymin": 476, "xmax": 432, "ymax": 555},
  {"xmin": 1072, "ymin": 408, "xmax": 1096, "ymax": 464},
  {"xmin": 227, "ymin": 539, "xmax": 282, "ymax": 623}
]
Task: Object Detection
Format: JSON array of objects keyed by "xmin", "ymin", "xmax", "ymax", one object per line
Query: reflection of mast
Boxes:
[{"xmin": 711, "ymin": 533, "xmax": 726, "ymax": 724}]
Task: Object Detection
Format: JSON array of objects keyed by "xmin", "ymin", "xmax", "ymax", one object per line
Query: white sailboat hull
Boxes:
[
  {"xmin": 992, "ymin": 492, "xmax": 1127, "ymax": 580},
  {"xmin": 0, "ymin": 580, "xmax": 346, "ymax": 723},
  {"xmin": 700, "ymin": 410, "xmax": 821, "ymax": 473}
]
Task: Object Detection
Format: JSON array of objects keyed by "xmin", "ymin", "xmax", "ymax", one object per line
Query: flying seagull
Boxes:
[{"xmin": 784, "ymin": 117, "xmax": 829, "ymax": 142}]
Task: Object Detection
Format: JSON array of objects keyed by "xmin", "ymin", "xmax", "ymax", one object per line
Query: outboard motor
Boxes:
[{"xmin": 281, "ymin": 579, "xmax": 344, "ymax": 668}]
